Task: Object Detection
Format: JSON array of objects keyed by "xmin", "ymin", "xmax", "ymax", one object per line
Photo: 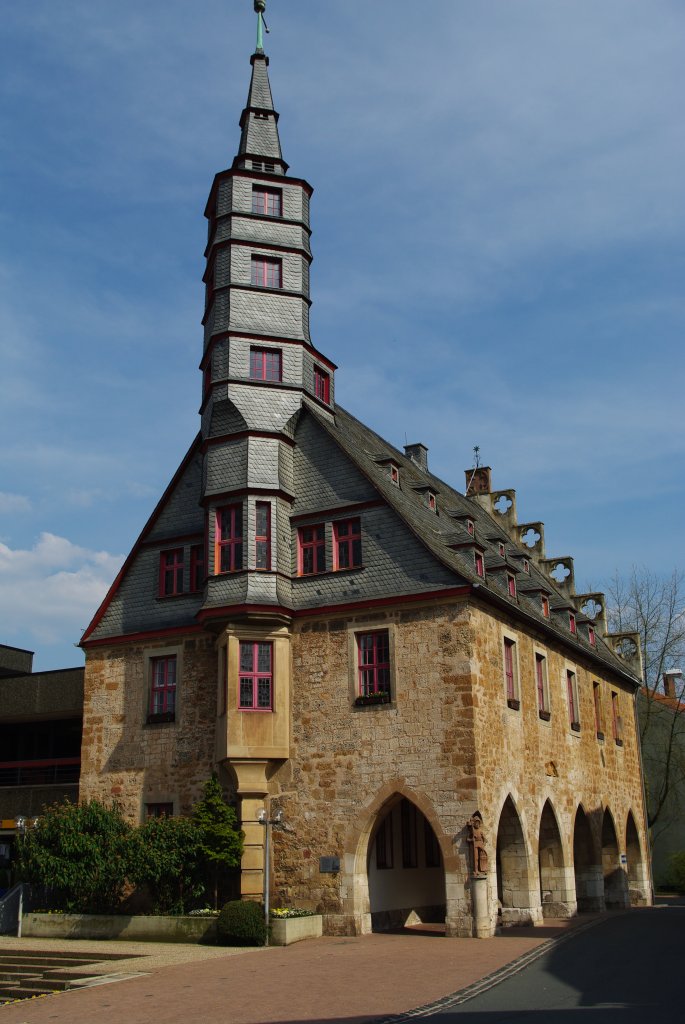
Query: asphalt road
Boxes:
[{"xmin": 427, "ymin": 904, "xmax": 684, "ymax": 1023}]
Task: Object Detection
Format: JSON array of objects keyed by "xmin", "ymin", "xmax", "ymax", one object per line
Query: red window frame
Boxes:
[
  {"xmin": 588, "ymin": 625, "xmax": 596, "ymax": 646},
  {"xmin": 314, "ymin": 365, "xmax": 330, "ymax": 404},
  {"xmin": 611, "ymin": 691, "xmax": 621, "ymax": 742},
  {"xmin": 159, "ymin": 549, "xmax": 184, "ymax": 597},
  {"xmin": 255, "ymin": 502, "xmax": 271, "ymax": 571},
  {"xmin": 252, "ymin": 186, "xmax": 282, "ymax": 217},
  {"xmin": 190, "ymin": 544, "xmax": 205, "ymax": 593},
  {"xmin": 541, "ymin": 595, "xmax": 550, "ymax": 618},
  {"xmin": 298, "ymin": 524, "xmax": 326, "ymax": 576},
  {"xmin": 390, "ymin": 464, "xmax": 399, "ymax": 486},
  {"xmin": 250, "ymin": 346, "xmax": 282, "ymax": 382},
  {"xmin": 334, "ymin": 518, "xmax": 362, "ymax": 570},
  {"xmin": 567, "ymin": 670, "xmax": 579, "ymax": 727},
  {"xmin": 149, "ymin": 655, "xmax": 176, "ymax": 717},
  {"xmin": 507, "ymin": 574, "xmax": 516, "ymax": 598},
  {"xmin": 238, "ymin": 641, "xmax": 273, "ymax": 711},
  {"xmin": 535, "ymin": 654, "xmax": 548, "ymax": 713},
  {"xmin": 216, "ymin": 505, "xmax": 243, "ymax": 573},
  {"xmin": 474, "ymin": 550, "xmax": 485, "ymax": 578},
  {"xmin": 593, "ymin": 682, "xmax": 603, "ymax": 736},
  {"xmin": 146, "ymin": 803, "xmax": 173, "ymax": 819},
  {"xmin": 357, "ymin": 630, "xmax": 390, "ymax": 697},
  {"xmin": 569, "ymin": 612, "xmax": 577, "ymax": 634},
  {"xmin": 427, "ymin": 491, "xmax": 437, "ymax": 512},
  {"xmin": 467, "ymin": 519, "xmax": 475, "ymax": 536},
  {"xmin": 251, "ymin": 256, "xmax": 282, "ymax": 288},
  {"xmin": 504, "ymin": 638, "xmax": 516, "ymax": 701}
]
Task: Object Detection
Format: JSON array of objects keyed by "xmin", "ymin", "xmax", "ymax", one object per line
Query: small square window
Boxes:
[
  {"xmin": 146, "ymin": 803, "xmax": 173, "ymax": 819},
  {"xmin": 298, "ymin": 524, "xmax": 326, "ymax": 575},
  {"xmin": 252, "ymin": 186, "xmax": 282, "ymax": 217},
  {"xmin": 239, "ymin": 641, "xmax": 273, "ymax": 710},
  {"xmin": 251, "ymin": 256, "xmax": 282, "ymax": 288},
  {"xmin": 159, "ymin": 549, "xmax": 184, "ymax": 597},
  {"xmin": 314, "ymin": 365, "xmax": 330, "ymax": 404},
  {"xmin": 250, "ymin": 347, "xmax": 282, "ymax": 382},
  {"xmin": 334, "ymin": 518, "xmax": 362, "ymax": 570}
]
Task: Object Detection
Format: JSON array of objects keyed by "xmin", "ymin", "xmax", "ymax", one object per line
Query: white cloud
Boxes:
[
  {"xmin": 0, "ymin": 492, "xmax": 31, "ymax": 514},
  {"xmin": 0, "ymin": 533, "xmax": 123, "ymax": 645}
]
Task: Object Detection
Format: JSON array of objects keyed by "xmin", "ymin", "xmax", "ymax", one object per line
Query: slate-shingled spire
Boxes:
[{"xmin": 234, "ymin": 3, "xmax": 286, "ymax": 175}]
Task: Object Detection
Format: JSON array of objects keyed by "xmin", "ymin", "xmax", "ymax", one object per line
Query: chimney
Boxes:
[
  {"xmin": 465, "ymin": 466, "xmax": 492, "ymax": 497},
  {"xmin": 663, "ymin": 670, "xmax": 682, "ymax": 700},
  {"xmin": 404, "ymin": 443, "xmax": 428, "ymax": 472}
]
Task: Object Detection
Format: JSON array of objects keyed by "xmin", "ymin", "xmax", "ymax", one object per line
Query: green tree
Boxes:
[
  {"xmin": 193, "ymin": 775, "xmax": 243, "ymax": 909},
  {"xmin": 130, "ymin": 814, "xmax": 206, "ymax": 915},
  {"xmin": 16, "ymin": 800, "xmax": 132, "ymax": 913}
]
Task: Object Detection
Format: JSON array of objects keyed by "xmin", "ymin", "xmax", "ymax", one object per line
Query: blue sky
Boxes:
[{"xmin": 1, "ymin": 0, "xmax": 683, "ymax": 670}]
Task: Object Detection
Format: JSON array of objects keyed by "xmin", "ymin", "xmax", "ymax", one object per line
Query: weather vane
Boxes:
[
  {"xmin": 254, "ymin": 0, "xmax": 270, "ymax": 52},
  {"xmin": 473, "ymin": 445, "xmax": 481, "ymax": 469}
]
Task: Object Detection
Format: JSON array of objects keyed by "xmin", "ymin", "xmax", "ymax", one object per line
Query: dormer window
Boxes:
[
  {"xmin": 569, "ymin": 612, "xmax": 577, "ymax": 634},
  {"xmin": 541, "ymin": 595, "xmax": 550, "ymax": 618},
  {"xmin": 498, "ymin": 542, "xmax": 506, "ymax": 557},
  {"xmin": 474, "ymin": 550, "xmax": 485, "ymax": 578},
  {"xmin": 522, "ymin": 559, "xmax": 530, "ymax": 573},
  {"xmin": 466, "ymin": 519, "xmax": 475, "ymax": 536},
  {"xmin": 389, "ymin": 463, "xmax": 400, "ymax": 486},
  {"xmin": 507, "ymin": 574, "xmax": 516, "ymax": 598},
  {"xmin": 427, "ymin": 491, "xmax": 437, "ymax": 512},
  {"xmin": 314, "ymin": 365, "xmax": 330, "ymax": 404},
  {"xmin": 589, "ymin": 625, "xmax": 596, "ymax": 646}
]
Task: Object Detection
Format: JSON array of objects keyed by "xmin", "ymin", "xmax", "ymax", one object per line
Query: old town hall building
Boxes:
[{"xmin": 79, "ymin": 5, "xmax": 651, "ymax": 936}]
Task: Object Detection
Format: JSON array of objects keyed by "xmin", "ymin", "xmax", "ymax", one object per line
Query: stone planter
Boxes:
[
  {"xmin": 22, "ymin": 913, "xmax": 217, "ymax": 944},
  {"xmin": 269, "ymin": 915, "xmax": 322, "ymax": 946}
]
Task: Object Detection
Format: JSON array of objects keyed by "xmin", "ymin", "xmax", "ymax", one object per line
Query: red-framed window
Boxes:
[
  {"xmin": 149, "ymin": 655, "xmax": 177, "ymax": 717},
  {"xmin": 334, "ymin": 518, "xmax": 362, "ymax": 570},
  {"xmin": 390, "ymin": 463, "xmax": 399, "ymax": 486},
  {"xmin": 498, "ymin": 542, "xmax": 506, "ymax": 556},
  {"xmin": 523, "ymin": 559, "xmax": 530, "ymax": 573},
  {"xmin": 401, "ymin": 799, "xmax": 418, "ymax": 869},
  {"xmin": 215, "ymin": 505, "xmax": 243, "ymax": 573},
  {"xmin": 466, "ymin": 519, "xmax": 475, "ymax": 536},
  {"xmin": 569, "ymin": 612, "xmax": 577, "ymax": 634},
  {"xmin": 503, "ymin": 638, "xmax": 516, "ymax": 701},
  {"xmin": 427, "ymin": 491, "xmax": 437, "ymax": 512},
  {"xmin": 251, "ymin": 256, "xmax": 282, "ymax": 288},
  {"xmin": 536, "ymin": 653, "xmax": 548, "ymax": 714},
  {"xmin": 376, "ymin": 813, "xmax": 394, "ymax": 870},
  {"xmin": 298, "ymin": 525, "xmax": 326, "ymax": 575},
  {"xmin": 474, "ymin": 550, "xmax": 485, "ymax": 578},
  {"xmin": 239, "ymin": 641, "xmax": 273, "ymax": 710},
  {"xmin": 252, "ymin": 186, "xmax": 282, "ymax": 217},
  {"xmin": 507, "ymin": 574, "xmax": 516, "ymax": 598},
  {"xmin": 255, "ymin": 502, "xmax": 271, "ymax": 570},
  {"xmin": 250, "ymin": 346, "xmax": 282, "ymax": 382},
  {"xmin": 541, "ymin": 595, "xmax": 550, "ymax": 618},
  {"xmin": 357, "ymin": 630, "xmax": 390, "ymax": 697},
  {"xmin": 567, "ymin": 670, "xmax": 579, "ymax": 728},
  {"xmin": 190, "ymin": 544, "xmax": 205, "ymax": 593},
  {"xmin": 611, "ymin": 691, "xmax": 622, "ymax": 743},
  {"xmin": 314, "ymin": 365, "xmax": 330, "ymax": 404},
  {"xmin": 588, "ymin": 625, "xmax": 596, "ymax": 646},
  {"xmin": 593, "ymin": 682, "xmax": 603, "ymax": 737},
  {"xmin": 146, "ymin": 803, "xmax": 173, "ymax": 819},
  {"xmin": 159, "ymin": 549, "xmax": 184, "ymax": 597}
]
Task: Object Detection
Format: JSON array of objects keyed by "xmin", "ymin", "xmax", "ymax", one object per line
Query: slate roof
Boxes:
[{"xmin": 308, "ymin": 401, "xmax": 640, "ymax": 688}]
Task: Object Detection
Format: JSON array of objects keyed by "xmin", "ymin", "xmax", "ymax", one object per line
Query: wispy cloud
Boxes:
[{"xmin": 0, "ymin": 492, "xmax": 32, "ymax": 514}]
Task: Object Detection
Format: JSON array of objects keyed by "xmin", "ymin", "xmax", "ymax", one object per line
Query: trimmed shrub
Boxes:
[{"xmin": 217, "ymin": 900, "xmax": 267, "ymax": 946}]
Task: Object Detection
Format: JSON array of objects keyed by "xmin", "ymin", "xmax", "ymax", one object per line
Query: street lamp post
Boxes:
[{"xmin": 257, "ymin": 807, "xmax": 283, "ymax": 941}]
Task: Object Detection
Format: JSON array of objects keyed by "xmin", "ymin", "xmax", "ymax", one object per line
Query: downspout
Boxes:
[{"xmin": 633, "ymin": 688, "xmax": 655, "ymax": 905}]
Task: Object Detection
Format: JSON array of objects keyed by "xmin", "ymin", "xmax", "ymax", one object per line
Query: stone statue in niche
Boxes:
[{"xmin": 467, "ymin": 812, "xmax": 488, "ymax": 876}]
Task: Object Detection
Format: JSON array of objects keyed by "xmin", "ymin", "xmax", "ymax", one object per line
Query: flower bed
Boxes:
[{"xmin": 269, "ymin": 910, "xmax": 322, "ymax": 946}]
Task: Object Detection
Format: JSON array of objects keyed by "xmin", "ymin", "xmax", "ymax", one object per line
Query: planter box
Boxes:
[
  {"xmin": 270, "ymin": 915, "xmax": 322, "ymax": 946},
  {"xmin": 22, "ymin": 913, "xmax": 217, "ymax": 944}
]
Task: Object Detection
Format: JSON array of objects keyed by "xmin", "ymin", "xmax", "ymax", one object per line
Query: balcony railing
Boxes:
[{"xmin": 0, "ymin": 758, "xmax": 80, "ymax": 788}]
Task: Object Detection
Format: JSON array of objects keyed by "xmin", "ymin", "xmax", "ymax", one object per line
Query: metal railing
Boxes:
[
  {"xmin": 0, "ymin": 758, "xmax": 80, "ymax": 787},
  {"xmin": 0, "ymin": 884, "xmax": 24, "ymax": 937}
]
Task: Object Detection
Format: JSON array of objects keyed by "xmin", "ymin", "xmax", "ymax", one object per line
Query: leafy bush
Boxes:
[
  {"xmin": 16, "ymin": 800, "xmax": 132, "ymax": 914},
  {"xmin": 129, "ymin": 814, "xmax": 205, "ymax": 915},
  {"xmin": 216, "ymin": 900, "xmax": 266, "ymax": 946}
]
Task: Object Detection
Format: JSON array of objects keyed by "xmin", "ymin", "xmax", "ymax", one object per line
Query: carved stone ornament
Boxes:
[{"xmin": 467, "ymin": 812, "xmax": 488, "ymax": 876}]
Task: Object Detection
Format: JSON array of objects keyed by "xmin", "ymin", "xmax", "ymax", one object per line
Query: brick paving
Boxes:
[{"xmin": 0, "ymin": 917, "xmax": 598, "ymax": 1024}]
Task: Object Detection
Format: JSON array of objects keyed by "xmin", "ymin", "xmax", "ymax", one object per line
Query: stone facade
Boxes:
[{"xmin": 78, "ymin": 11, "xmax": 651, "ymax": 938}]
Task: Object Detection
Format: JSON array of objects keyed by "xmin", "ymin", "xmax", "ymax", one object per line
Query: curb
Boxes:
[{"xmin": 373, "ymin": 914, "xmax": 612, "ymax": 1023}]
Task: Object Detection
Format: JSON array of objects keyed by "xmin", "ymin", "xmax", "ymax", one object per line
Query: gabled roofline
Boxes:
[{"xmin": 79, "ymin": 434, "xmax": 202, "ymax": 646}]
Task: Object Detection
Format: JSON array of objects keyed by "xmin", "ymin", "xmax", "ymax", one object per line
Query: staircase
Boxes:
[{"xmin": 0, "ymin": 948, "xmax": 138, "ymax": 1003}]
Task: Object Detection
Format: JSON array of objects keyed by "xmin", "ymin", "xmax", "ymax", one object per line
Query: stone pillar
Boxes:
[
  {"xmin": 232, "ymin": 760, "xmax": 270, "ymax": 901},
  {"xmin": 470, "ymin": 875, "xmax": 491, "ymax": 938}
]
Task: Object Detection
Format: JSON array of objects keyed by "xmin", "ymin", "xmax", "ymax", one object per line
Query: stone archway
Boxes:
[
  {"xmin": 538, "ymin": 800, "xmax": 574, "ymax": 918},
  {"xmin": 625, "ymin": 811, "xmax": 649, "ymax": 906},
  {"xmin": 572, "ymin": 806, "xmax": 603, "ymax": 911},
  {"xmin": 602, "ymin": 809, "xmax": 628, "ymax": 909},
  {"xmin": 495, "ymin": 796, "xmax": 539, "ymax": 926},
  {"xmin": 367, "ymin": 796, "xmax": 446, "ymax": 932}
]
